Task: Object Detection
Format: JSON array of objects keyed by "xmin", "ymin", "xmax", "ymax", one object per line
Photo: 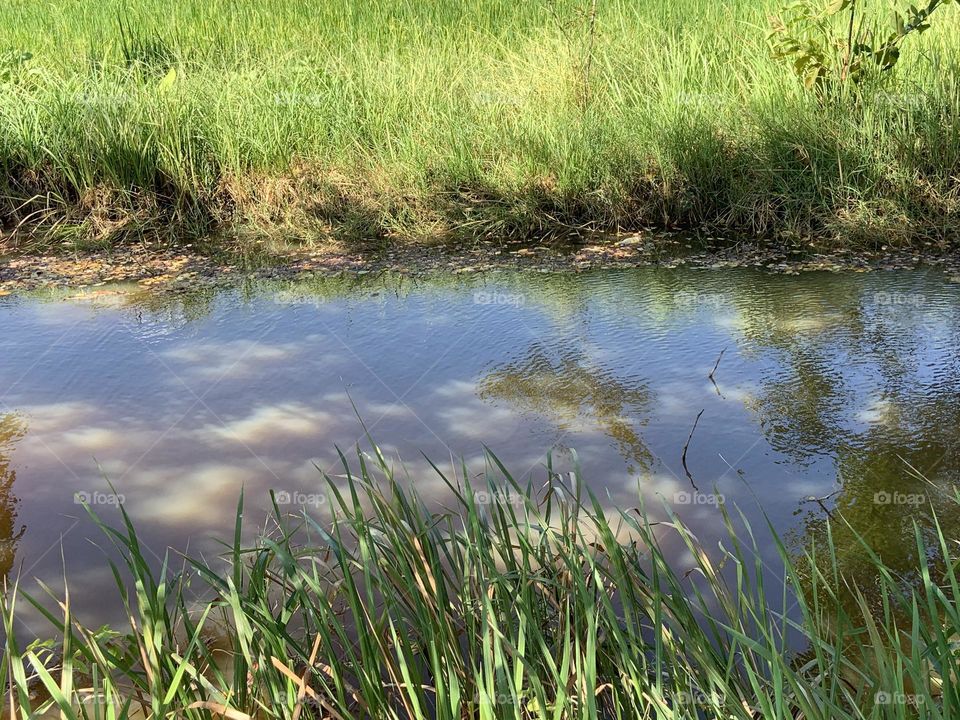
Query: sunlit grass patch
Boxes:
[{"xmin": 0, "ymin": 0, "xmax": 958, "ymax": 250}]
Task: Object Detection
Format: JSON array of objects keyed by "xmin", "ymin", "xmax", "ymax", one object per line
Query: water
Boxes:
[{"xmin": 1, "ymin": 267, "xmax": 958, "ymax": 633}]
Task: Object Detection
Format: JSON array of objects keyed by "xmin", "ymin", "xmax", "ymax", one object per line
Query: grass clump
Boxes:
[
  {"xmin": 2, "ymin": 445, "xmax": 959, "ymax": 718},
  {"xmin": 0, "ymin": 0, "xmax": 958, "ymax": 252}
]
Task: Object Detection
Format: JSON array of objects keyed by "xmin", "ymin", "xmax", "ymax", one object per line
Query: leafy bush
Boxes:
[{"xmin": 769, "ymin": 0, "xmax": 959, "ymax": 92}]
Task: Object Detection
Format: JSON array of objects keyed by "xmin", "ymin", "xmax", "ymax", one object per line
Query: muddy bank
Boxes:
[{"xmin": 3, "ymin": 233, "xmax": 960, "ymax": 294}]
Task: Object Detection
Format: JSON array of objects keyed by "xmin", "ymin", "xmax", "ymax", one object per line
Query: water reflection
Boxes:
[
  {"xmin": 622, "ymin": 272, "xmax": 959, "ymax": 598},
  {"xmin": 0, "ymin": 414, "xmax": 25, "ymax": 580},
  {"xmin": 478, "ymin": 343, "xmax": 652, "ymax": 473},
  {"xmin": 725, "ymin": 273, "xmax": 960, "ymax": 620},
  {"xmin": 785, "ymin": 390, "xmax": 960, "ymax": 619},
  {"xmin": 0, "ymin": 269, "xmax": 958, "ymax": 633}
]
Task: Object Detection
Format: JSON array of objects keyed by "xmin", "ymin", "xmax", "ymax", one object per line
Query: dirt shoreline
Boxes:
[{"xmin": 3, "ymin": 234, "xmax": 960, "ymax": 294}]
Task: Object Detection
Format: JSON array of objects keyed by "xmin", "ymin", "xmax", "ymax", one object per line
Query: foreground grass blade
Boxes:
[{"xmin": 2, "ymin": 443, "xmax": 957, "ymax": 719}]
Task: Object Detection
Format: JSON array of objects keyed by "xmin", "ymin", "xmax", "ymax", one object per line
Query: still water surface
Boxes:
[{"xmin": 1, "ymin": 268, "xmax": 958, "ymax": 632}]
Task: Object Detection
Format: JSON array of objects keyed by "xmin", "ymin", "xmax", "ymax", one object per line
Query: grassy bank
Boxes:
[
  {"xmin": 3, "ymin": 447, "xmax": 959, "ymax": 719},
  {"xmin": 0, "ymin": 0, "xmax": 959, "ymax": 252}
]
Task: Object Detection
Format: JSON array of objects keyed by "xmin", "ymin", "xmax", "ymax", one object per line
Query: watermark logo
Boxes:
[
  {"xmin": 274, "ymin": 290, "xmax": 325, "ymax": 308},
  {"xmin": 875, "ymin": 92, "xmax": 925, "ymax": 110},
  {"xmin": 674, "ymin": 491, "xmax": 724, "ymax": 506},
  {"xmin": 473, "ymin": 692, "xmax": 520, "ymax": 706},
  {"xmin": 74, "ymin": 90, "xmax": 135, "ymax": 108},
  {"xmin": 471, "ymin": 90, "xmax": 526, "ymax": 107},
  {"xmin": 872, "ymin": 292, "xmax": 925, "ymax": 307},
  {"xmin": 473, "ymin": 291, "xmax": 525, "ymax": 308},
  {"xmin": 676, "ymin": 91, "xmax": 726, "ymax": 108},
  {"xmin": 274, "ymin": 490, "xmax": 327, "ymax": 507},
  {"xmin": 875, "ymin": 691, "xmax": 925, "ymax": 706},
  {"xmin": 74, "ymin": 491, "xmax": 124, "ymax": 506},
  {"xmin": 473, "ymin": 490, "xmax": 527, "ymax": 507},
  {"xmin": 873, "ymin": 491, "xmax": 925, "ymax": 506},
  {"xmin": 674, "ymin": 291, "xmax": 724, "ymax": 309},
  {"xmin": 674, "ymin": 689, "xmax": 726, "ymax": 707},
  {"xmin": 272, "ymin": 91, "xmax": 324, "ymax": 108},
  {"xmin": 76, "ymin": 692, "xmax": 114, "ymax": 707}
]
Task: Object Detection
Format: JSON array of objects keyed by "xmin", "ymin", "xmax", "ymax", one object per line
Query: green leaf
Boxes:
[
  {"xmin": 157, "ymin": 67, "xmax": 177, "ymax": 92},
  {"xmin": 825, "ymin": 0, "xmax": 852, "ymax": 15},
  {"xmin": 875, "ymin": 46, "xmax": 900, "ymax": 70},
  {"xmin": 803, "ymin": 64, "xmax": 823, "ymax": 89}
]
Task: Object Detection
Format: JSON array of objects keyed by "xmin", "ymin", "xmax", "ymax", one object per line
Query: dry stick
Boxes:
[
  {"xmin": 708, "ymin": 347, "xmax": 726, "ymax": 382},
  {"xmin": 271, "ymin": 659, "xmax": 345, "ymax": 720},
  {"xmin": 581, "ymin": 0, "xmax": 599, "ymax": 110},
  {"xmin": 841, "ymin": 0, "xmax": 857, "ymax": 83},
  {"xmin": 291, "ymin": 632, "xmax": 323, "ymax": 720},
  {"xmin": 708, "ymin": 347, "xmax": 726, "ymax": 397},
  {"xmin": 800, "ymin": 489, "xmax": 841, "ymax": 520},
  {"xmin": 681, "ymin": 409, "xmax": 704, "ymax": 492}
]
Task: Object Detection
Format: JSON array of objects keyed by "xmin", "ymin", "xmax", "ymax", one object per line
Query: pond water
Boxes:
[{"xmin": 1, "ymin": 267, "xmax": 958, "ymax": 634}]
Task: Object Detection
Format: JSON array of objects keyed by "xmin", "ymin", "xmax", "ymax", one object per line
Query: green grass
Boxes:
[
  {"xmin": 3, "ymin": 445, "xmax": 959, "ymax": 719},
  {"xmin": 0, "ymin": 0, "xmax": 958, "ymax": 251}
]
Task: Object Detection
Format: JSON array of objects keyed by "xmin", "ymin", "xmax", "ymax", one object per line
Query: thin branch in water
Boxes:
[
  {"xmin": 681, "ymin": 409, "xmax": 704, "ymax": 491},
  {"xmin": 800, "ymin": 489, "xmax": 841, "ymax": 519},
  {"xmin": 708, "ymin": 347, "xmax": 726, "ymax": 381},
  {"xmin": 708, "ymin": 347, "xmax": 726, "ymax": 397}
]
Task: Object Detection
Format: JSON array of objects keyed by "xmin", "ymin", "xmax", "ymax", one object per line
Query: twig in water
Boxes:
[
  {"xmin": 681, "ymin": 409, "xmax": 704, "ymax": 491},
  {"xmin": 800, "ymin": 489, "xmax": 841, "ymax": 519},
  {"xmin": 708, "ymin": 347, "xmax": 726, "ymax": 382},
  {"xmin": 708, "ymin": 347, "xmax": 726, "ymax": 397}
]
